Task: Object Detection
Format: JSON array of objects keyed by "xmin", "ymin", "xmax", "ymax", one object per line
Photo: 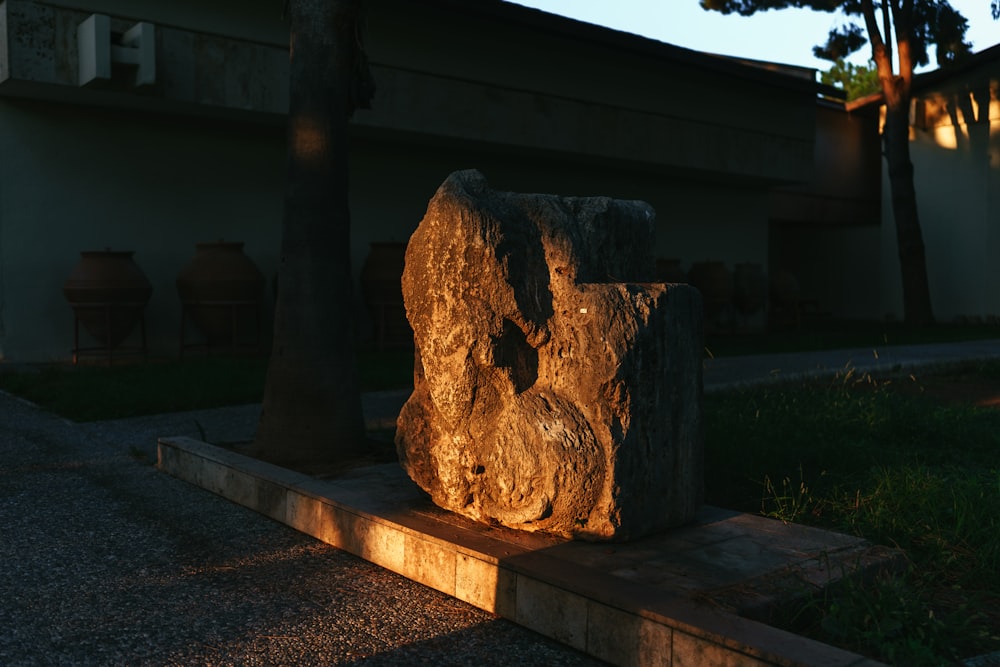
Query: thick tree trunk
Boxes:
[
  {"xmin": 251, "ymin": 0, "xmax": 372, "ymax": 471},
  {"xmin": 883, "ymin": 101, "xmax": 935, "ymax": 325},
  {"xmin": 860, "ymin": 0, "xmax": 934, "ymax": 326}
]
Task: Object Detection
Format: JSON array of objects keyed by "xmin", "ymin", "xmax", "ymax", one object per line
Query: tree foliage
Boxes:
[
  {"xmin": 700, "ymin": 0, "xmax": 973, "ymax": 69},
  {"xmin": 821, "ymin": 58, "xmax": 880, "ymax": 100},
  {"xmin": 813, "ymin": 24, "xmax": 867, "ymax": 60}
]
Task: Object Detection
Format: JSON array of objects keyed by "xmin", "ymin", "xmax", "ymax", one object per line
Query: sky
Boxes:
[{"xmin": 505, "ymin": 0, "xmax": 1000, "ymax": 73}]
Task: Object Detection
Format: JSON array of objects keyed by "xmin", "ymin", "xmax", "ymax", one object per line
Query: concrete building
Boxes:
[{"xmin": 0, "ymin": 0, "xmax": 824, "ymax": 361}]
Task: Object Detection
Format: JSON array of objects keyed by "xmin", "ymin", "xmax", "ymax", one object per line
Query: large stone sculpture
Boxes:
[{"xmin": 395, "ymin": 170, "xmax": 703, "ymax": 541}]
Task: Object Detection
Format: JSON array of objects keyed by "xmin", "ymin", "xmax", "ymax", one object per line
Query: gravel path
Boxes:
[{"xmin": 0, "ymin": 392, "xmax": 606, "ymax": 666}]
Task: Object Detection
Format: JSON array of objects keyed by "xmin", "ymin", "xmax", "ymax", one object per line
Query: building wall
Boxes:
[
  {"xmin": 40, "ymin": 0, "xmax": 288, "ymax": 44},
  {"xmin": 0, "ymin": 0, "xmax": 814, "ymax": 361},
  {"xmin": 358, "ymin": 0, "xmax": 816, "ymax": 185},
  {"xmin": 881, "ymin": 72, "xmax": 1000, "ymax": 322},
  {"xmin": 0, "ymin": 111, "xmax": 773, "ymax": 362},
  {"xmin": 0, "ymin": 0, "xmax": 289, "ymax": 117},
  {"xmin": 771, "ymin": 221, "xmax": 882, "ymax": 320},
  {"xmin": 769, "ymin": 101, "xmax": 883, "ymax": 321},
  {"xmin": 350, "ymin": 139, "xmax": 771, "ymax": 274},
  {"xmin": 0, "ymin": 99, "xmax": 284, "ymax": 360},
  {"xmin": 0, "ymin": 0, "xmax": 817, "ymax": 182}
]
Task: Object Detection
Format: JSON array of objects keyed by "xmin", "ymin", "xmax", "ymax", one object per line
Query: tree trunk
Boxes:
[
  {"xmin": 860, "ymin": 0, "xmax": 934, "ymax": 326},
  {"xmin": 251, "ymin": 0, "xmax": 373, "ymax": 471},
  {"xmin": 883, "ymin": 99, "xmax": 935, "ymax": 326}
]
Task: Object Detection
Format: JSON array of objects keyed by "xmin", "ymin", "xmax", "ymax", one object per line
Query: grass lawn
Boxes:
[
  {"xmin": 0, "ymin": 348, "xmax": 414, "ymax": 423},
  {"xmin": 705, "ymin": 367, "xmax": 1000, "ymax": 665},
  {"xmin": 1, "ymin": 324, "xmax": 998, "ymax": 663}
]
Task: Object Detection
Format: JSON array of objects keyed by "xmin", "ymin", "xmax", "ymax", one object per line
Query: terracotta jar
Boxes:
[
  {"xmin": 63, "ymin": 250, "xmax": 152, "ymax": 349},
  {"xmin": 360, "ymin": 241, "xmax": 411, "ymax": 348},
  {"xmin": 176, "ymin": 241, "xmax": 264, "ymax": 345}
]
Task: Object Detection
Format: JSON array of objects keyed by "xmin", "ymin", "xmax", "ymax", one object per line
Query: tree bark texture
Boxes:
[
  {"xmin": 883, "ymin": 102, "xmax": 935, "ymax": 325},
  {"xmin": 862, "ymin": 0, "xmax": 935, "ymax": 325},
  {"xmin": 252, "ymin": 0, "xmax": 374, "ymax": 470}
]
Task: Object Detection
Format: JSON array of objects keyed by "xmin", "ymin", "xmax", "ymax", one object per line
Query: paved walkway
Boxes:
[
  {"xmin": 3, "ymin": 339, "xmax": 1000, "ymax": 665},
  {"xmin": 702, "ymin": 337, "xmax": 1000, "ymax": 392}
]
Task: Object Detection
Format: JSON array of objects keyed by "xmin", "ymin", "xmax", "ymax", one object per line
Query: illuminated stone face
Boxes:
[{"xmin": 395, "ymin": 170, "xmax": 704, "ymax": 542}]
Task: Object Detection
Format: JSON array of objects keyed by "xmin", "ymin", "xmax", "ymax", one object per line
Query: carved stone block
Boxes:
[{"xmin": 396, "ymin": 170, "xmax": 703, "ymax": 541}]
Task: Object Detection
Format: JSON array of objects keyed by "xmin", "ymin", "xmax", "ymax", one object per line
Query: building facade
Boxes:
[
  {"xmin": 0, "ymin": 0, "xmax": 822, "ymax": 361},
  {"xmin": 881, "ymin": 45, "xmax": 1000, "ymax": 322}
]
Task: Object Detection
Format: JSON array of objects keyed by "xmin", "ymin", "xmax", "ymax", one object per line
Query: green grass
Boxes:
[
  {"xmin": 706, "ymin": 369, "xmax": 1000, "ymax": 664},
  {"xmin": 0, "ymin": 348, "xmax": 414, "ymax": 422},
  {"xmin": 0, "ymin": 357, "xmax": 268, "ymax": 422}
]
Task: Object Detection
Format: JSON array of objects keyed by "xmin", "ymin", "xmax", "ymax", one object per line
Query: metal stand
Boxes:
[
  {"xmin": 179, "ymin": 300, "xmax": 261, "ymax": 358},
  {"xmin": 71, "ymin": 302, "xmax": 148, "ymax": 365}
]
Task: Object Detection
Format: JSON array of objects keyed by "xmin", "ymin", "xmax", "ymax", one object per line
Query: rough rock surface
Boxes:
[{"xmin": 395, "ymin": 170, "xmax": 703, "ymax": 541}]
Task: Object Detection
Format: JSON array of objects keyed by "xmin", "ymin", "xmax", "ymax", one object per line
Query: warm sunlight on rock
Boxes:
[{"xmin": 396, "ymin": 170, "xmax": 703, "ymax": 542}]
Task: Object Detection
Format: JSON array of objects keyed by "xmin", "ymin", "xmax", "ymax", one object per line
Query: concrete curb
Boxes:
[{"xmin": 158, "ymin": 436, "xmax": 887, "ymax": 667}]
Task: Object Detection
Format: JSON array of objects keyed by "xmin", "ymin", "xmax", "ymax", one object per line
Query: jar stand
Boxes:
[
  {"xmin": 179, "ymin": 300, "xmax": 261, "ymax": 358},
  {"xmin": 71, "ymin": 302, "xmax": 148, "ymax": 365}
]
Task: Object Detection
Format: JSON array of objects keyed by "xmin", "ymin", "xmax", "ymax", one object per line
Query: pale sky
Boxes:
[{"xmin": 505, "ymin": 0, "xmax": 1000, "ymax": 73}]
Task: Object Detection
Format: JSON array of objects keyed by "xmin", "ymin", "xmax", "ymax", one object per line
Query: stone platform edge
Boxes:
[{"xmin": 156, "ymin": 436, "xmax": 884, "ymax": 667}]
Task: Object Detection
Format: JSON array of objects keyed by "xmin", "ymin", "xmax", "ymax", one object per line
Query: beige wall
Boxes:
[{"xmin": 881, "ymin": 73, "xmax": 1000, "ymax": 322}]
